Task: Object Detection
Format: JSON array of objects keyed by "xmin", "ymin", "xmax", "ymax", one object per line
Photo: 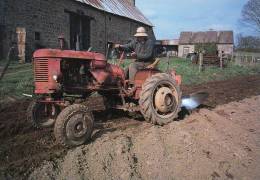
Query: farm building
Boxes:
[
  {"xmin": 155, "ymin": 39, "xmax": 179, "ymax": 57},
  {"xmin": 178, "ymin": 31, "xmax": 234, "ymax": 58},
  {"xmin": 0, "ymin": 0, "xmax": 154, "ymax": 62}
]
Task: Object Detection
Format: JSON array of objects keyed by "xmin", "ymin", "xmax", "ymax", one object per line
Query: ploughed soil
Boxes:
[{"xmin": 0, "ymin": 75, "xmax": 260, "ymax": 179}]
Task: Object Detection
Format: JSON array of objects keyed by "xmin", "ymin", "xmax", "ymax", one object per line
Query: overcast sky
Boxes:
[{"xmin": 136, "ymin": 0, "xmax": 256, "ymax": 39}]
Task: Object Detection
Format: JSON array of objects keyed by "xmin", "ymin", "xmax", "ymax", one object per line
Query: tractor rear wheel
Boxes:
[
  {"xmin": 27, "ymin": 101, "xmax": 59, "ymax": 128},
  {"xmin": 139, "ymin": 73, "xmax": 181, "ymax": 125},
  {"xmin": 54, "ymin": 104, "xmax": 94, "ymax": 147}
]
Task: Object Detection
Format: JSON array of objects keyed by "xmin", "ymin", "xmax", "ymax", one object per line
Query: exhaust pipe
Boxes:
[{"xmin": 181, "ymin": 92, "xmax": 209, "ymax": 110}]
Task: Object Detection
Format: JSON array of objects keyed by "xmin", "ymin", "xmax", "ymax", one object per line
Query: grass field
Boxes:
[
  {"xmin": 0, "ymin": 58, "xmax": 259, "ymax": 103},
  {"xmin": 0, "ymin": 61, "xmax": 33, "ymax": 102},
  {"xmin": 157, "ymin": 58, "xmax": 260, "ymax": 85}
]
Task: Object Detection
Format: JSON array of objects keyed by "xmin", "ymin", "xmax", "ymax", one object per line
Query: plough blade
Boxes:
[{"xmin": 181, "ymin": 92, "xmax": 209, "ymax": 110}]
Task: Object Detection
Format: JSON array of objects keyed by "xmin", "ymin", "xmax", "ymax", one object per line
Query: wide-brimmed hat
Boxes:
[{"xmin": 134, "ymin": 27, "xmax": 148, "ymax": 37}]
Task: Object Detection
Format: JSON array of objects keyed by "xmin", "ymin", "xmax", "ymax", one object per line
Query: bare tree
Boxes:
[
  {"xmin": 241, "ymin": 0, "xmax": 260, "ymax": 33},
  {"xmin": 236, "ymin": 33, "xmax": 260, "ymax": 52}
]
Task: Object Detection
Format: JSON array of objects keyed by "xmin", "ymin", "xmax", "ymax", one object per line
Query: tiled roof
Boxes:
[
  {"xmin": 157, "ymin": 39, "xmax": 179, "ymax": 46},
  {"xmin": 179, "ymin": 31, "xmax": 234, "ymax": 44}
]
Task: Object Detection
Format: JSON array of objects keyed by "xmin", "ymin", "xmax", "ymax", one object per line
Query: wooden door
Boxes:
[
  {"xmin": 82, "ymin": 17, "xmax": 91, "ymax": 50},
  {"xmin": 183, "ymin": 47, "xmax": 190, "ymax": 57},
  {"xmin": 16, "ymin": 27, "xmax": 26, "ymax": 63},
  {"xmin": 69, "ymin": 14, "xmax": 91, "ymax": 51}
]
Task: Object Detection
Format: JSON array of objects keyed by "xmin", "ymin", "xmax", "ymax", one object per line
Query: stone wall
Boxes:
[
  {"xmin": 178, "ymin": 44, "xmax": 234, "ymax": 58},
  {"xmin": 1, "ymin": 0, "xmax": 154, "ymax": 61},
  {"xmin": 0, "ymin": 0, "xmax": 6, "ymax": 59},
  {"xmin": 0, "ymin": 0, "xmax": 5, "ymax": 24},
  {"xmin": 217, "ymin": 44, "xmax": 234, "ymax": 55}
]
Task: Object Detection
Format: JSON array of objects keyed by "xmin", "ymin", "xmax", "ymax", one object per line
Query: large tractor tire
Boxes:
[
  {"xmin": 27, "ymin": 101, "xmax": 59, "ymax": 128},
  {"xmin": 54, "ymin": 104, "xmax": 94, "ymax": 147},
  {"xmin": 139, "ymin": 73, "xmax": 182, "ymax": 125}
]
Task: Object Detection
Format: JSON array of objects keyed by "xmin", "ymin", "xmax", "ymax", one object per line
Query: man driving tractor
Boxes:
[
  {"xmin": 115, "ymin": 27, "xmax": 159, "ymax": 81},
  {"xmin": 29, "ymin": 25, "xmax": 209, "ymax": 147}
]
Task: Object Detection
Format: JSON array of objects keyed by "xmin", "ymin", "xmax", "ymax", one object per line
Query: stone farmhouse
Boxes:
[
  {"xmin": 0, "ymin": 0, "xmax": 154, "ymax": 62},
  {"xmin": 178, "ymin": 31, "xmax": 234, "ymax": 57}
]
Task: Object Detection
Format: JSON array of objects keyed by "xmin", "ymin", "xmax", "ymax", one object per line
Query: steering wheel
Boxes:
[
  {"xmin": 118, "ymin": 51, "xmax": 125, "ymax": 66},
  {"xmin": 111, "ymin": 47, "xmax": 126, "ymax": 66}
]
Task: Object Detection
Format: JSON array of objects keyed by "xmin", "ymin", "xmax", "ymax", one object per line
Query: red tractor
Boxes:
[{"xmin": 27, "ymin": 48, "xmax": 183, "ymax": 147}]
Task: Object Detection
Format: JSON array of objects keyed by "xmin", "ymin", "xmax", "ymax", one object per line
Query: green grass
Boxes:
[
  {"xmin": 157, "ymin": 57, "xmax": 260, "ymax": 85},
  {"xmin": 0, "ymin": 58, "xmax": 259, "ymax": 102},
  {"xmin": 119, "ymin": 57, "xmax": 260, "ymax": 85},
  {"xmin": 0, "ymin": 61, "xmax": 33, "ymax": 102}
]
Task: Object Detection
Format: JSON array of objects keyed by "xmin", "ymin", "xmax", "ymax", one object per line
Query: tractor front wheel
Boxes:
[
  {"xmin": 54, "ymin": 104, "xmax": 94, "ymax": 147},
  {"xmin": 139, "ymin": 73, "xmax": 181, "ymax": 125},
  {"xmin": 27, "ymin": 101, "xmax": 59, "ymax": 128}
]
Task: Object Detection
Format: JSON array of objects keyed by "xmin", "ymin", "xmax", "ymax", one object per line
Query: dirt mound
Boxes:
[
  {"xmin": 0, "ymin": 100, "xmax": 66, "ymax": 179},
  {"xmin": 29, "ymin": 96, "xmax": 260, "ymax": 180}
]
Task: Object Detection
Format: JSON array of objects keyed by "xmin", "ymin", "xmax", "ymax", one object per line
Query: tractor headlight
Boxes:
[{"xmin": 53, "ymin": 75, "xmax": 58, "ymax": 81}]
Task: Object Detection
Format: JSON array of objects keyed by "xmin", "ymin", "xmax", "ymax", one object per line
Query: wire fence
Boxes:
[{"xmin": 233, "ymin": 52, "xmax": 260, "ymax": 67}]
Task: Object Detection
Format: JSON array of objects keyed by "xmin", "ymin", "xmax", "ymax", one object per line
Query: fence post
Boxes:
[
  {"xmin": 252, "ymin": 55, "xmax": 255, "ymax": 65},
  {"xmin": 199, "ymin": 52, "xmax": 203, "ymax": 72},
  {"xmin": 220, "ymin": 52, "xmax": 223, "ymax": 69}
]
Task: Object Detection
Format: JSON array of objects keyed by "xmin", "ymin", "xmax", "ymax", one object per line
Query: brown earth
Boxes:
[
  {"xmin": 29, "ymin": 95, "xmax": 260, "ymax": 180},
  {"xmin": 182, "ymin": 75, "xmax": 260, "ymax": 107},
  {"xmin": 0, "ymin": 75, "xmax": 260, "ymax": 179}
]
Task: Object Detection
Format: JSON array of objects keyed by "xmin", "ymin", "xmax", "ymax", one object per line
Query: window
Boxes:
[{"xmin": 35, "ymin": 32, "xmax": 40, "ymax": 41}]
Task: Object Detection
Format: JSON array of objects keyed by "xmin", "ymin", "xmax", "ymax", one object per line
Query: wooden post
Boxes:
[
  {"xmin": 16, "ymin": 27, "xmax": 26, "ymax": 64},
  {"xmin": 199, "ymin": 52, "xmax": 203, "ymax": 72},
  {"xmin": 251, "ymin": 55, "xmax": 255, "ymax": 65},
  {"xmin": 220, "ymin": 52, "xmax": 223, "ymax": 69}
]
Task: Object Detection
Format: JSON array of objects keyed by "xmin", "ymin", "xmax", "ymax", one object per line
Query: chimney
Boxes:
[{"xmin": 127, "ymin": 0, "xmax": 135, "ymax": 6}]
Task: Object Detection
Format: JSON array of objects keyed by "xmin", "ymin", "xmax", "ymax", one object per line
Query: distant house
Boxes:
[
  {"xmin": 178, "ymin": 31, "xmax": 234, "ymax": 57},
  {"xmin": 0, "ymin": 0, "xmax": 154, "ymax": 61}
]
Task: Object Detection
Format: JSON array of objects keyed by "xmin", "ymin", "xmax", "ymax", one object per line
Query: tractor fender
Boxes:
[
  {"xmin": 134, "ymin": 69, "xmax": 161, "ymax": 88},
  {"xmin": 133, "ymin": 69, "xmax": 161, "ymax": 99},
  {"xmin": 133, "ymin": 69, "xmax": 181, "ymax": 99},
  {"xmin": 169, "ymin": 70, "xmax": 182, "ymax": 85}
]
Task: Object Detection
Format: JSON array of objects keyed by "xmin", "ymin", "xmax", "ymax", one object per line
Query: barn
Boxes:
[
  {"xmin": 0, "ymin": 0, "xmax": 154, "ymax": 62},
  {"xmin": 178, "ymin": 31, "xmax": 234, "ymax": 58}
]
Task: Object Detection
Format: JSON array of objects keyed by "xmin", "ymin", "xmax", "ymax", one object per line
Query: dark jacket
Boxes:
[{"xmin": 120, "ymin": 39, "xmax": 155, "ymax": 62}]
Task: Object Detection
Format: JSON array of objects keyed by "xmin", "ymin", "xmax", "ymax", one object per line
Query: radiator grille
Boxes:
[{"xmin": 34, "ymin": 59, "xmax": 48, "ymax": 82}]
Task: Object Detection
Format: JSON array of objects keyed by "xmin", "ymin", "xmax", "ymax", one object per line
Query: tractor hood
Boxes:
[{"xmin": 33, "ymin": 49, "xmax": 106, "ymax": 61}]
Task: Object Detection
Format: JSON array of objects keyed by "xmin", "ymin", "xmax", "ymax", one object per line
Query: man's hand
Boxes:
[
  {"xmin": 114, "ymin": 44, "xmax": 121, "ymax": 49},
  {"xmin": 146, "ymin": 64, "xmax": 155, "ymax": 69},
  {"xmin": 131, "ymin": 52, "xmax": 137, "ymax": 58},
  {"xmin": 146, "ymin": 58, "xmax": 160, "ymax": 69}
]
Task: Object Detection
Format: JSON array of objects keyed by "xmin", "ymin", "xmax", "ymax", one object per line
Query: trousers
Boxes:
[{"xmin": 125, "ymin": 61, "xmax": 151, "ymax": 81}]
